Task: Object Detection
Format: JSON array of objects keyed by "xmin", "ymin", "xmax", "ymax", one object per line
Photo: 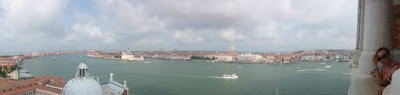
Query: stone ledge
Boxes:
[{"xmin": 349, "ymin": 68, "xmax": 382, "ymax": 95}]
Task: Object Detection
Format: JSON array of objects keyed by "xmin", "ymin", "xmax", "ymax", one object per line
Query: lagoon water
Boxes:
[{"xmin": 22, "ymin": 53, "xmax": 350, "ymax": 95}]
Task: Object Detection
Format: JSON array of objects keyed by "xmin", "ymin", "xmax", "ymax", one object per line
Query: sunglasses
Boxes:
[{"xmin": 377, "ymin": 54, "xmax": 388, "ymax": 61}]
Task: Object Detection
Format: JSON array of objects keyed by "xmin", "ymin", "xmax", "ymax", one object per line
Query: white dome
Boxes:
[
  {"xmin": 77, "ymin": 63, "xmax": 88, "ymax": 69},
  {"xmin": 62, "ymin": 77, "xmax": 103, "ymax": 95},
  {"xmin": 62, "ymin": 61, "xmax": 103, "ymax": 95}
]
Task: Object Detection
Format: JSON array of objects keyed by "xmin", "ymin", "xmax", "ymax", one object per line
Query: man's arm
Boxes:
[
  {"xmin": 371, "ymin": 55, "xmax": 390, "ymax": 86},
  {"xmin": 373, "ymin": 68, "xmax": 390, "ymax": 86}
]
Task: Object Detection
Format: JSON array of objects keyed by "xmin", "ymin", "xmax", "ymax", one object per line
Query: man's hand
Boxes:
[{"xmin": 372, "ymin": 55, "xmax": 378, "ymax": 67}]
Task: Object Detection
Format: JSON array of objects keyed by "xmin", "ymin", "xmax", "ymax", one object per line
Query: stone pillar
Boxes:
[
  {"xmin": 352, "ymin": 0, "xmax": 366, "ymax": 68},
  {"xmin": 358, "ymin": 0, "xmax": 393, "ymax": 75},
  {"xmin": 350, "ymin": 0, "xmax": 393, "ymax": 95}
]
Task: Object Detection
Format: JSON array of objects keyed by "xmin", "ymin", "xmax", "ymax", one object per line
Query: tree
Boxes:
[
  {"xmin": 0, "ymin": 67, "xmax": 2, "ymax": 77},
  {"xmin": 2, "ymin": 71, "xmax": 6, "ymax": 78},
  {"xmin": 3, "ymin": 66, "xmax": 7, "ymax": 73},
  {"xmin": 10, "ymin": 66, "xmax": 15, "ymax": 71}
]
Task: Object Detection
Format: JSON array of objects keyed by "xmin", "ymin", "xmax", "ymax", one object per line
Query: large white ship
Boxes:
[{"xmin": 222, "ymin": 74, "xmax": 238, "ymax": 79}]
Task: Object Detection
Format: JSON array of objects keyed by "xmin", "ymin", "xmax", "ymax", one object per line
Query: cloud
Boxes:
[
  {"xmin": 0, "ymin": 0, "xmax": 69, "ymax": 51},
  {"xmin": 137, "ymin": 39, "xmax": 163, "ymax": 45},
  {"xmin": 174, "ymin": 31, "xmax": 203, "ymax": 43},
  {"xmin": 65, "ymin": 23, "xmax": 114, "ymax": 43},
  {"xmin": 0, "ymin": 0, "xmax": 67, "ymax": 40},
  {"xmin": 220, "ymin": 28, "xmax": 247, "ymax": 41},
  {"xmin": 0, "ymin": 0, "xmax": 358, "ymax": 52},
  {"xmin": 93, "ymin": 0, "xmax": 165, "ymax": 34}
]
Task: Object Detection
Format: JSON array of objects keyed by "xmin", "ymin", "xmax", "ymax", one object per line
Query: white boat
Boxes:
[
  {"xmin": 325, "ymin": 66, "xmax": 331, "ymax": 68},
  {"xmin": 53, "ymin": 57, "xmax": 56, "ymax": 60},
  {"xmin": 223, "ymin": 74, "xmax": 238, "ymax": 79},
  {"xmin": 144, "ymin": 62, "xmax": 151, "ymax": 64}
]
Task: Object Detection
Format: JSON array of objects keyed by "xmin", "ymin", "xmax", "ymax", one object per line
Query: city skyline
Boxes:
[{"xmin": 0, "ymin": 0, "xmax": 358, "ymax": 53}]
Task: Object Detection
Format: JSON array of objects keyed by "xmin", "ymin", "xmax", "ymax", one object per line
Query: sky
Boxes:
[{"xmin": 0, "ymin": 0, "xmax": 358, "ymax": 54}]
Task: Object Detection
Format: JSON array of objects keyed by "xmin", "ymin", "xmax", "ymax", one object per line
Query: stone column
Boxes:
[
  {"xmin": 352, "ymin": 0, "xmax": 366, "ymax": 68},
  {"xmin": 358, "ymin": 0, "xmax": 393, "ymax": 75},
  {"xmin": 350, "ymin": 0, "xmax": 393, "ymax": 95}
]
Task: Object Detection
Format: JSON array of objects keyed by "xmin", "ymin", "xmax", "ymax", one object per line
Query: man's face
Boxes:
[{"xmin": 377, "ymin": 50, "xmax": 389, "ymax": 64}]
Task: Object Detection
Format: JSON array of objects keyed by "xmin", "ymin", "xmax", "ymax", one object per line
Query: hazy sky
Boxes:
[{"xmin": 0, "ymin": 0, "xmax": 358, "ymax": 53}]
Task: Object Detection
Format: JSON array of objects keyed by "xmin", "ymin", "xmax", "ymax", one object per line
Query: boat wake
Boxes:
[{"xmin": 297, "ymin": 69, "xmax": 325, "ymax": 72}]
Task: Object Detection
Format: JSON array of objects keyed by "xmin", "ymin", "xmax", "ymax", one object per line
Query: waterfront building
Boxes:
[
  {"xmin": 289, "ymin": 57, "xmax": 297, "ymax": 63},
  {"xmin": 335, "ymin": 54, "xmax": 343, "ymax": 62},
  {"xmin": 31, "ymin": 52, "xmax": 39, "ymax": 57},
  {"xmin": 274, "ymin": 56, "xmax": 283, "ymax": 63},
  {"xmin": 300, "ymin": 55, "xmax": 317, "ymax": 61},
  {"xmin": 282, "ymin": 57, "xmax": 290, "ymax": 64},
  {"xmin": 9, "ymin": 69, "xmax": 34, "ymax": 80},
  {"xmin": 256, "ymin": 57, "xmax": 267, "ymax": 63},
  {"xmin": 121, "ymin": 52, "xmax": 144, "ymax": 61},
  {"xmin": 316, "ymin": 55, "xmax": 327, "ymax": 62},
  {"xmin": 215, "ymin": 56, "xmax": 233, "ymax": 62},
  {"xmin": 236, "ymin": 53, "xmax": 262, "ymax": 63},
  {"xmin": 265, "ymin": 56, "xmax": 275, "ymax": 63},
  {"xmin": 87, "ymin": 50, "xmax": 105, "ymax": 58},
  {"xmin": 343, "ymin": 54, "xmax": 351, "ymax": 61},
  {"xmin": 170, "ymin": 55, "xmax": 191, "ymax": 60}
]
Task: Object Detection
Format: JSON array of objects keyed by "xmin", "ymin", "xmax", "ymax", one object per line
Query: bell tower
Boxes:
[{"xmin": 230, "ymin": 42, "xmax": 235, "ymax": 56}]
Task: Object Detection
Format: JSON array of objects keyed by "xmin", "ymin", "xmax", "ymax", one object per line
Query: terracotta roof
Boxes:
[
  {"xmin": 0, "ymin": 79, "xmax": 14, "ymax": 84},
  {"xmin": 0, "ymin": 76, "xmax": 66, "ymax": 95}
]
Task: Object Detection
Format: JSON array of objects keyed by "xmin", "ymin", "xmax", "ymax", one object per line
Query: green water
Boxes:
[{"xmin": 22, "ymin": 53, "xmax": 350, "ymax": 95}]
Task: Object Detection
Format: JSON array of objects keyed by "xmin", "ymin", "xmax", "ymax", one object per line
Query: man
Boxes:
[{"xmin": 371, "ymin": 47, "xmax": 400, "ymax": 95}]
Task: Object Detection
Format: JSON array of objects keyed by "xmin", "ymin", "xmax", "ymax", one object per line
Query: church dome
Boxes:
[{"xmin": 62, "ymin": 62, "xmax": 103, "ymax": 95}]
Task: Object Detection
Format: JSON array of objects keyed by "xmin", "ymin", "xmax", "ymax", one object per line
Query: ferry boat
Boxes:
[{"xmin": 223, "ymin": 74, "xmax": 238, "ymax": 79}]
